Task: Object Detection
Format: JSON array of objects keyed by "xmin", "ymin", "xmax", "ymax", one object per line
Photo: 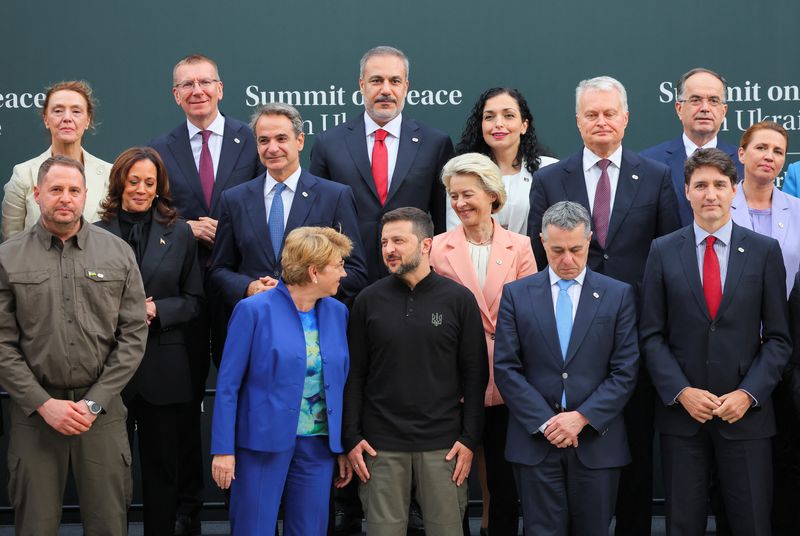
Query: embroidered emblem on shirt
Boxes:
[{"xmin": 431, "ymin": 313, "xmax": 443, "ymax": 326}]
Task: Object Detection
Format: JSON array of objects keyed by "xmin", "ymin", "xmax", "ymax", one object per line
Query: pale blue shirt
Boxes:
[
  {"xmin": 187, "ymin": 111, "xmax": 225, "ymax": 178},
  {"xmin": 263, "ymin": 167, "xmax": 302, "ymax": 229},
  {"xmin": 364, "ymin": 113, "xmax": 402, "ymax": 187}
]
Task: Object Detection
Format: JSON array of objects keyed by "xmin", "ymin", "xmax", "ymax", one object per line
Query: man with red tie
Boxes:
[
  {"xmin": 310, "ymin": 45, "xmax": 453, "ymax": 284},
  {"xmin": 640, "ymin": 148, "xmax": 791, "ymax": 536}
]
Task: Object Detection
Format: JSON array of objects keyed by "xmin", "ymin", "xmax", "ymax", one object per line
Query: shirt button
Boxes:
[
  {"xmin": 710, "ymin": 324, "xmax": 716, "ymax": 332},
  {"xmin": 490, "ymin": 334, "xmax": 496, "ymax": 340},
  {"xmin": 327, "ymin": 409, "xmax": 333, "ymax": 415},
  {"xmin": 324, "ymin": 383, "xmax": 330, "ymax": 389},
  {"xmin": 562, "ymin": 372, "xmax": 569, "ymax": 379},
  {"xmin": 409, "ymin": 297, "xmax": 414, "ymax": 302},
  {"xmin": 67, "ymin": 319, "xmax": 72, "ymax": 323}
]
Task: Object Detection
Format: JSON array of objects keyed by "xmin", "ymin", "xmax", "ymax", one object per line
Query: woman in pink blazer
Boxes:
[{"xmin": 431, "ymin": 153, "xmax": 537, "ymax": 536}]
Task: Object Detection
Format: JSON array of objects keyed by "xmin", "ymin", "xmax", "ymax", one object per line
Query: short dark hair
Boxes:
[
  {"xmin": 37, "ymin": 155, "xmax": 85, "ymax": 186},
  {"xmin": 381, "ymin": 207, "xmax": 433, "ymax": 241},
  {"xmin": 677, "ymin": 68, "xmax": 728, "ymax": 102},
  {"xmin": 684, "ymin": 148, "xmax": 738, "ymax": 186}
]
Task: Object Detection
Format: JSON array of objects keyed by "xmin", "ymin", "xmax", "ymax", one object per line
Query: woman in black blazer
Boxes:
[{"xmin": 96, "ymin": 147, "xmax": 203, "ymax": 536}]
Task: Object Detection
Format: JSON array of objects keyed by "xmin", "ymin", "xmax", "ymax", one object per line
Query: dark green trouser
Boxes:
[{"xmin": 7, "ymin": 394, "xmax": 132, "ymax": 536}]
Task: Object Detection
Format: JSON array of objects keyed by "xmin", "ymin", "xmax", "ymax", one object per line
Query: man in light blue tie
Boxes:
[{"xmin": 494, "ymin": 201, "xmax": 639, "ymax": 536}]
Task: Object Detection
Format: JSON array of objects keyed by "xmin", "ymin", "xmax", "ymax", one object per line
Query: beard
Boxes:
[{"xmin": 386, "ymin": 247, "xmax": 422, "ymax": 277}]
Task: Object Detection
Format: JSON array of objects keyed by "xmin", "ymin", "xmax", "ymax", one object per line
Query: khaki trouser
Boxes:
[
  {"xmin": 359, "ymin": 449, "xmax": 468, "ymax": 536},
  {"xmin": 7, "ymin": 394, "xmax": 132, "ymax": 536}
]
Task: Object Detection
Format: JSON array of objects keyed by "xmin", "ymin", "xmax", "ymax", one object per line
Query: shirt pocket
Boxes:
[
  {"xmin": 78, "ymin": 268, "xmax": 127, "ymax": 333},
  {"xmin": 7, "ymin": 270, "xmax": 52, "ymax": 332}
]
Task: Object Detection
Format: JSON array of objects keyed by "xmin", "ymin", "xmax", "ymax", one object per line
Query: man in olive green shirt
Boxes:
[{"xmin": 0, "ymin": 155, "xmax": 148, "ymax": 536}]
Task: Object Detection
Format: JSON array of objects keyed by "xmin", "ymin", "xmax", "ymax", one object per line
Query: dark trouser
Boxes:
[
  {"xmin": 125, "ymin": 394, "xmax": 181, "ymax": 536},
  {"xmin": 513, "ymin": 449, "xmax": 619, "ymax": 536},
  {"xmin": 7, "ymin": 395, "xmax": 132, "ymax": 536},
  {"xmin": 614, "ymin": 371, "xmax": 654, "ymax": 536},
  {"xmin": 661, "ymin": 427, "xmax": 772, "ymax": 536},
  {"xmin": 770, "ymin": 380, "xmax": 800, "ymax": 535},
  {"xmin": 483, "ymin": 404, "xmax": 520, "ymax": 535},
  {"xmin": 176, "ymin": 309, "xmax": 211, "ymax": 523}
]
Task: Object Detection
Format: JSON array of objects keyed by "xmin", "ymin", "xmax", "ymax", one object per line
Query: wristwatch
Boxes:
[{"xmin": 83, "ymin": 399, "xmax": 103, "ymax": 415}]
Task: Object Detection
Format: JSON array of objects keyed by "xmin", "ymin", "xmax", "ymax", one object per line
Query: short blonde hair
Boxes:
[
  {"xmin": 281, "ymin": 227, "xmax": 353, "ymax": 286},
  {"xmin": 441, "ymin": 153, "xmax": 507, "ymax": 213}
]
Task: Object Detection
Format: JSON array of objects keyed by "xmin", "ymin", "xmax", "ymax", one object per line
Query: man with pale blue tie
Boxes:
[
  {"xmin": 208, "ymin": 103, "xmax": 368, "ymax": 361},
  {"xmin": 494, "ymin": 201, "xmax": 639, "ymax": 536}
]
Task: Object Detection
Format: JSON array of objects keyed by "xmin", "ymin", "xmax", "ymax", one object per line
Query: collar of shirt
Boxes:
[
  {"xmin": 35, "ymin": 218, "xmax": 89, "ymax": 250},
  {"xmin": 693, "ymin": 218, "xmax": 732, "ymax": 247},
  {"xmin": 186, "ymin": 111, "xmax": 225, "ymax": 140},
  {"xmin": 548, "ymin": 266, "xmax": 587, "ymax": 288},
  {"xmin": 264, "ymin": 166, "xmax": 302, "ymax": 197},
  {"xmin": 364, "ymin": 113, "xmax": 402, "ymax": 139},
  {"xmin": 582, "ymin": 145, "xmax": 623, "ymax": 173},
  {"xmin": 682, "ymin": 132, "xmax": 718, "ymax": 158}
]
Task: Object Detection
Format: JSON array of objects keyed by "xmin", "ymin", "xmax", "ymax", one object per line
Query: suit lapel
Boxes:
[
  {"xmin": 167, "ymin": 125, "xmax": 207, "ymax": 212},
  {"xmin": 665, "ymin": 137, "xmax": 687, "ymax": 197},
  {"xmin": 717, "ymin": 224, "xmax": 748, "ymax": 320},
  {"xmin": 679, "ymin": 226, "xmax": 710, "ymax": 319},
  {"xmin": 244, "ymin": 175, "xmax": 276, "ymax": 265},
  {"xmin": 772, "ymin": 189, "xmax": 790, "ymax": 251},
  {"xmin": 482, "ymin": 222, "xmax": 514, "ymax": 314},
  {"xmin": 528, "ymin": 275, "xmax": 562, "ymax": 363},
  {"xmin": 345, "ymin": 116, "xmax": 380, "ymax": 202},
  {"xmin": 211, "ymin": 117, "xmax": 249, "ymax": 214},
  {"xmin": 561, "ymin": 152, "xmax": 592, "ymax": 212},
  {"xmin": 285, "ymin": 171, "xmax": 316, "ymax": 233},
  {"xmin": 606, "ymin": 150, "xmax": 642, "ymax": 246},
  {"xmin": 139, "ymin": 219, "xmax": 173, "ymax": 288},
  {"xmin": 565, "ymin": 270, "xmax": 603, "ymax": 365},
  {"xmin": 386, "ymin": 119, "xmax": 421, "ymax": 205}
]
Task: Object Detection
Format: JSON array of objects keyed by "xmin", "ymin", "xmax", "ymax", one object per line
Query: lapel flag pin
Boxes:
[
  {"xmin": 412, "ymin": 137, "xmax": 419, "ymax": 143},
  {"xmin": 738, "ymin": 247, "xmax": 744, "ymax": 253},
  {"xmin": 593, "ymin": 292, "xmax": 600, "ymax": 298},
  {"xmin": 160, "ymin": 238, "xmax": 166, "ymax": 245},
  {"xmin": 778, "ymin": 222, "xmax": 785, "ymax": 229},
  {"xmin": 234, "ymin": 138, "xmax": 241, "ymax": 144},
  {"xmin": 632, "ymin": 174, "xmax": 639, "ymax": 180},
  {"xmin": 496, "ymin": 259, "xmax": 502, "ymax": 265},
  {"xmin": 302, "ymin": 191, "xmax": 309, "ymax": 197}
]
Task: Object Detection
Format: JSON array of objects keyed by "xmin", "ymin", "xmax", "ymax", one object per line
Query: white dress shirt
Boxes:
[
  {"xmin": 583, "ymin": 145, "xmax": 623, "ymax": 213},
  {"xmin": 683, "ymin": 132, "xmax": 718, "ymax": 158},
  {"xmin": 365, "ymin": 113, "xmax": 402, "ymax": 186},
  {"xmin": 263, "ymin": 167, "xmax": 302, "ymax": 229},
  {"xmin": 187, "ymin": 112, "xmax": 225, "ymax": 178}
]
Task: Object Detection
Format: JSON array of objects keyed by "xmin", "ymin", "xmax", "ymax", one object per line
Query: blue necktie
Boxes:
[
  {"xmin": 268, "ymin": 182, "xmax": 287, "ymax": 260},
  {"xmin": 556, "ymin": 279, "xmax": 577, "ymax": 408}
]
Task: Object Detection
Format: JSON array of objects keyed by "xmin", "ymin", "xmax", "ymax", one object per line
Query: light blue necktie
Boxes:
[
  {"xmin": 556, "ymin": 279, "xmax": 577, "ymax": 408},
  {"xmin": 268, "ymin": 182, "xmax": 287, "ymax": 260}
]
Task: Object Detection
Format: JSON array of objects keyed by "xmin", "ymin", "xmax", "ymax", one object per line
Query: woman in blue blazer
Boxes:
[{"xmin": 211, "ymin": 226, "xmax": 353, "ymax": 536}]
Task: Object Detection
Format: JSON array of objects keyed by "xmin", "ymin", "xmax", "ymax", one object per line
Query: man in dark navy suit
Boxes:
[
  {"xmin": 641, "ymin": 68, "xmax": 743, "ymax": 226},
  {"xmin": 207, "ymin": 103, "xmax": 367, "ymax": 354},
  {"xmin": 148, "ymin": 54, "xmax": 262, "ymax": 536},
  {"xmin": 495, "ymin": 201, "xmax": 639, "ymax": 535},
  {"xmin": 310, "ymin": 45, "xmax": 453, "ymax": 284},
  {"xmin": 640, "ymin": 148, "xmax": 791, "ymax": 536},
  {"xmin": 526, "ymin": 75, "xmax": 681, "ymax": 536}
]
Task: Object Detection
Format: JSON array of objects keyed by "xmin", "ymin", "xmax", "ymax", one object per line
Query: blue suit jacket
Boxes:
[
  {"xmin": 211, "ymin": 282, "xmax": 349, "ymax": 455},
  {"xmin": 149, "ymin": 116, "xmax": 263, "ymax": 265},
  {"xmin": 309, "ymin": 113, "xmax": 453, "ymax": 282},
  {"xmin": 493, "ymin": 268, "xmax": 639, "ymax": 469},
  {"xmin": 527, "ymin": 148, "xmax": 681, "ymax": 295},
  {"xmin": 640, "ymin": 223, "xmax": 792, "ymax": 440},
  {"xmin": 782, "ymin": 161, "xmax": 800, "ymax": 197},
  {"xmin": 640, "ymin": 135, "xmax": 743, "ymax": 226}
]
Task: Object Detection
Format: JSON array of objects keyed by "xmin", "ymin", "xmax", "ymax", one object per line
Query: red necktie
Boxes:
[
  {"xmin": 593, "ymin": 159, "xmax": 611, "ymax": 248},
  {"xmin": 703, "ymin": 236, "xmax": 722, "ymax": 319},
  {"xmin": 199, "ymin": 130, "xmax": 214, "ymax": 209},
  {"xmin": 372, "ymin": 129, "xmax": 389, "ymax": 205}
]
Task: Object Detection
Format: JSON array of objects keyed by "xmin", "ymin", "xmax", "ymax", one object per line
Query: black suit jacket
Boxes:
[
  {"xmin": 309, "ymin": 113, "xmax": 453, "ymax": 281},
  {"xmin": 95, "ymin": 217, "xmax": 204, "ymax": 405},
  {"xmin": 527, "ymin": 148, "xmax": 681, "ymax": 294},
  {"xmin": 640, "ymin": 223, "xmax": 791, "ymax": 440},
  {"xmin": 148, "ymin": 114, "xmax": 263, "ymax": 266}
]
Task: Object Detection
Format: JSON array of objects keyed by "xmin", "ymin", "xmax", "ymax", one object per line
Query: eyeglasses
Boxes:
[
  {"xmin": 173, "ymin": 78, "xmax": 220, "ymax": 92},
  {"xmin": 678, "ymin": 96, "xmax": 725, "ymax": 107}
]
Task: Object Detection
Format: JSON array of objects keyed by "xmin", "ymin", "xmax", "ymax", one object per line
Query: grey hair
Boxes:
[
  {"xmin": 541, "ymin": 201, "xmax": 591, "ymax": 240},
  {"xmin": 575, "ymin": 76, "xmax": 628, "ymax": 114},
  {"xmin": 359, "ymin": 46, "xmax": 410, "ymax": 79},
  {"xmin": 677, "ymin": 67, "xmax": 728, "ymax": 102},
  {"xmin": 441, "ymin": 153, "xmax": 507, "ymax": 213},
  {"xmin": 249, "ymin": 102, "xmax": 304, "ymax": 136}
]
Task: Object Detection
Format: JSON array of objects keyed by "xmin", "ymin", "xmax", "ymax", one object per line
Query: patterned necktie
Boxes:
[
  {"xmin": 556, "ymin": 279, "xmax": 577, "ymax": 408},
  {"xmin": 268, "ymin": 182, "xmax": 287, "ymax": 260},
  {"xmin": 703, "ymin": 236, "xmax": 722, "ymax": 318},
  {"xmin": 593, "ymin": 159, "xmax": 612, "ymax": 248},
  {"xmin": 372, "ymin": 129, "xmax": 389, "ymax": 205},
  {"xmin": 199, "ymin": 130, "xmax": 215, "ymax": 208}
]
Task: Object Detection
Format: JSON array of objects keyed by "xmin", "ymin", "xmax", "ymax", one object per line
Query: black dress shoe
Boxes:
[
  {"xmin": 334, "ymin": 509, "xmax": 362, "ymax": 535},
  {"xmin": 174, "ymin": 513, "xmax": 201, "ymax": 536}
]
